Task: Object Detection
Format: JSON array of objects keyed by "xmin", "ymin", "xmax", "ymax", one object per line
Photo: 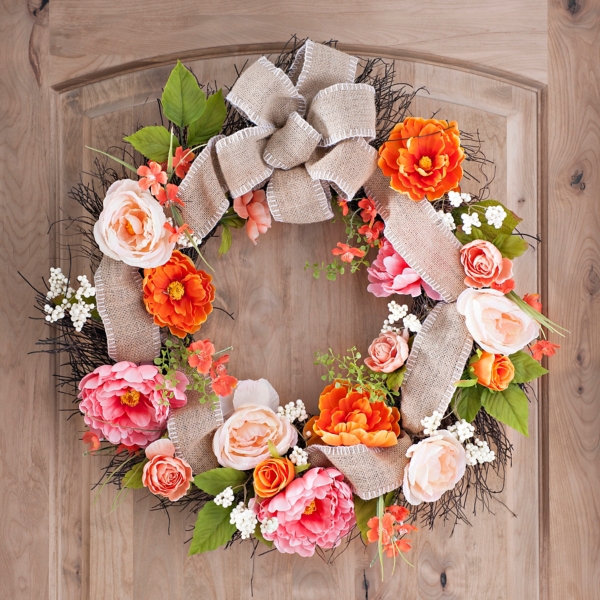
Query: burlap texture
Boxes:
[
  {"xmin": 307, "ymin": 433, "xmax": 413, "ymax": 500},
  {"xmin": 94, "ymin": 256, "xmax": 161, "ymax": 364},
  {"xmin": 167, "ymin": 390, "xmax": 223, "ymax": 475}
]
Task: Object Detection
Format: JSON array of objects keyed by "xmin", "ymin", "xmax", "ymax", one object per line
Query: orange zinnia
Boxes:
[
  {"xmin": 378, "ymin": 117, "xmax": 465, "ymax": 201},
  {"xmin": 311, "ymin": 382, "xmax": 400, "ymax": 447},
  {"xmin": 143, "ymin": 250, "xmax": 215, "ymax": 338}
]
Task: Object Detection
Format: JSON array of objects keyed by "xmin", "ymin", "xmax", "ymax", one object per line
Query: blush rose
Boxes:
[
  {"xmin": 364, "ymin": 330, "xmax": 410, "ymax": 373},
  {"xmin": 460, "ymin": 239, "xmax": 513, "ymax": 288},
  {"xmin": 142, "ymin": 439, "xmax": 193, "ymax": 501}
]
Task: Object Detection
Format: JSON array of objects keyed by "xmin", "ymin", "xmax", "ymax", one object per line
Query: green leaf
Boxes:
[
  {"xmin": 189, "ymin": 501, "xmax": 236, "ymax": 555},
  {"xmin": 219, "ymin": 224, "xmax": 232, "ymax": 257},
  {"xmin": 452, "ymin": 385, "xmax": 482, "ymax": 422},
  {"xmin": 454, "ymin": 378, "xmax": 478, "ymax": 388},
  {"xmin": 123, "ymin": 126, "xmax": 179, "ymax": 162},
  {"xmin": 294, "ymin": 463, "xmax": 310, "ymax": 475},
  {"xmin": 253, "ymin": 523, "xmax": 273, "ymax": 548},
  {"xmin": 267, "ymin": 440, "xmax": 280, "ymax": 459},
  {"xmin": 193, "ymin": 468, "xmax": 247, "ymax": 496},
  {"xmin": 353, "ymin": 496, "xmax": 377, "ymax": 543},
  {"xmin": 481, "ymin": 383, "xmax": 529, "ymax": 436},
  {"xmin": 509, "ymin": 350, "xmax": 549, "ymax": 383},
  {"xmin": 454, "ymin": 226, "xmax": 486, "ymax": 245},
  {"xmin": 492, "ymin": 233, "xmax": 529, "ymax": 259},
  {"xmin": 188, "ymin": 89, "xmax": 227, "ymax": 146},
  {"xmin": 384, "ymin": 491, "xmax": 395, "ymax": 507},
  {"xmin": 86, "ymin": 146, "xmax": 137, "ymax": 174},
  {"xmin": 162, "ymin": 61, "xmax": 207, "ymax": 128},
  {"xmin": 453, "ymin": 200, "xmax": 522, "ymax": 241},
  {"xmin": 122, "ymin": 460, "xmax": 148, "ymax": 489},
  {"xmin": 386, "ymin": 366, "xmax": 406, "ymax": 392},
  {"xmin": 221, "ymin": 214, "xmax": 246, "ymax": 229}
]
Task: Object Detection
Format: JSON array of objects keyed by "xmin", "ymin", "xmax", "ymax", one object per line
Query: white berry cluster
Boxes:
[
  {"xmin": 381, "ymin": 300, "xmax": 409, "ymax": 333},
  {"xmin": 403, "ymin": 313, "xmax": 422, "ymax": 333},
  {"xmin": 447, "ymin": 419, "xmax": 475, "ymax": 443},
  {"xmin": 229, "ymin": 502, "xmax": 257, "ymax": 540},
  {"xmin": 437, "ymin": 210, "xmax": 456, "ymax": 231},
  {"xmin": 465, "ymin": 439, "xmax": 496, "ymax": 465},
  {"xmin": 289, "ymin": 446, "xmax": 309, "ymax": 466},
  {"xmin": 44, "ymin": 270, "xmax": 96, "ymax": 332},
  {"xmin": 214, "ymin": 486, "xmax": 235, "ymax": 508},
  {"xmin": 420, "ymin": 411, "xmax": 443, "ymax": 435},
  {"xmin": 165, "ymin": 217, "xmax": 202, "ymax": 248},
  {"xmin": 46, "ymin": 267, "xmax": 70, "ymax": 299},
  {"xmin": 259, "ymin": 517, "xmax": 279, "ymax": 536},
  {"xmin": 277, "ymin": 399, "xmax": 308, "ymax": 423},
  {"xmin": 448, "ymin": 191, "xmax": 471, "ymax": 208},
  {"xmin": 484, "ymin": 205, "xmax": 507, "ymax": 229},
  {"xmin": 460, "ymin": 211, "xmax": 482, "ymax": 235}
]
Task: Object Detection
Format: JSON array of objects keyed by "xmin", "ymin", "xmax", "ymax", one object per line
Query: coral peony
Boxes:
[
  {"xmin": 94, "ymin": 179, "xmax": 174, "ymax": 268},
  {"xmin": 233, "ymin": 189, "xmax": 272, "ymax": 244},
  {"xmin": 471, "ymin": 351, "xmax": 514, "ymax": 391},
  {"xmin": 531, "ymin": 340, "xmax": 560, "ymax": 361},
  {"xmin": 367, "ymin": 239, "xmax": 443, "ymax": 300},
  {"xmin": 378, "ymin": 117, "xmax": 464, "ymax": 201},
  {"xmin": 253, "ymin": 457, "xmax": 295, "ymax": 498},
  {"xmin": 311, "ymin": 381, "xmax": 400, "ymax": 447},
  {"xmin": 143, "ymin": 250, "xmax": 215, "ymax": 338},
  {"xmin": 142, "ymin": 439, "xmax": 193, "ymax": 501},
  {"xmin": 78, "ymin": 362, "xmax": 188, "ymax": 447},
  {"xmin": 254, "ymin": 467, "xmax": 355, "ymax": 557},
  {"xmin": 460, "ymin": 239, "xmax": 513, "ymax": 289},
  {"xmin": 365, "ymin": 330, "xmax": 409, "ymax": 373}
]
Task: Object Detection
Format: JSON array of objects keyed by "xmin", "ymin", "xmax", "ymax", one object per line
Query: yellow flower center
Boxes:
[
  {"xmin": 120, "ymin": 389, "xmax": 140, "ymax": 407},
  {"xmin": 167, "ymin": 281, "xmax": 185, "ymax": 300},
  {"xmin": 418, "ymin": 156, "xmax": 432, "ymax": 171},
  {"xmin": 125, "ymin": 220, "xmax": 136, "ymax": 235},
  {"xmin": 303, "ymin": 500, "xmax": 317, "ymax": 516}
]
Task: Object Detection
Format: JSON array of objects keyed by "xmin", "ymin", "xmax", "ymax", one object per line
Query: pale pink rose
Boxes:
[
  {"xmin": 403, "ymin": 430, "xmax": 466, "ymax": 505},
  {"xmin": 94, "ymin": 179, "xmax": 174, "ymax": 268},
  {"xmin": 367, "ymin": 239, "xmax": 443, "ymax": 300},
  {"xmin": 365, "ymin": 330, "xmax": 410, "ymax": 373},
  {"xmin": 78, "ymin": 362, "xmax": 188, "ymax": 448},
  {"xmin": 460, "ymin": 239, "xmax": 513, "ymax": 288},
  {"xmin": 212, "ymin": 379, "xmax": 297, "ymax": 470},
  {"xmin": 233, "ymin": 189, "xmax": 272, "ymax": 244},
  {"xmin": 457, "ymin": 288, "xmax": 539, "ymax": 355},
  {"xmin": 254, "ymin": 467, "xmax": 355, "ymax": 557},
  {"xmin": 142, "ymin": 438, "xmax": 193, "ymax": 501}
]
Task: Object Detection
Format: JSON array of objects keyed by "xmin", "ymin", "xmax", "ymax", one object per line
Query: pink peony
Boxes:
[
  {"xmin": 233, "ymin": 189, "xmax": 272, "ymax": 244},
  {"xmin": 254, "ymin": 467, "xmax": 355, "ymax": 557},
  {"xmin": 78, "ymin": 362, "xmax": 188, "ymax": 448},
  {"xmin": 367, "ymin": 239, "xmax": 443, "ymax": 300}
]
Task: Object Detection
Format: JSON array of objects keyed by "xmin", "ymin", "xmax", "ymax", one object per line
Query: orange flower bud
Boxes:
[
  {"xmin": 253, "ymin": 457, "xmax": 295, "ymax": 498},
  {"xmin": 471, "ymin": 351, "xmax": 515, "ymax": 391}
]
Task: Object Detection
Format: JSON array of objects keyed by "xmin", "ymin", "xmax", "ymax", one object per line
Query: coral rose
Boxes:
[
  {"xmin": 78, "ymin": 362, "xmax": 188, "ymax": 447},
  {"xmin": 143, "ymin": 250, "xmax": 215, "ymax": 338},
  {"xmin": 253, "ymin": 457, "xmax": 295, "ymax": 498},
  {"xmin": 403, "ymin": 430, "xmax": 467, "ymax": 505},
  {"xmin": 367, "ymin": 239, "xmax": 443, "ymax": 300},
  {"xmin": 212, "ymin": 379, "xmax": 297, "ymax": 470},
  {"xmin": 254, "ymin": 467, "xmax": 355, "ymax": 557},
  {"xmin": 378, "ymin": 117, "xmax": 465, "ymax": 201},
  {"xmin": 460, "ymin": 239, "xmax": 513, "ymax": 288},
  {"xmin": 312, "ymin": 382, "xmax": 400, "ymax": 447},
  {"xmin": 94, "ymin": 179, "xmax": 174, "ymax": 268},
  {"xmin": 365, "ymin": 330, "xmax": 410, "ymax": 373},
  {"xmin": 471, "ymin": 351, "xmax": 515, "ymax": 391},
  {"xmin": 457, "ymin": 288, "xmax": 539, "ymax": 355},
  {"xmin": 233, "ymin": 189, "xmax": 272, "ymax": 244},
  {"xmin": 142, "ymin": 439, "xmax": 193, "ymax": 501}
]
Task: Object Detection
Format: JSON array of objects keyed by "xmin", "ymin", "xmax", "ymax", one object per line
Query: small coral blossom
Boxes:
[
  {"xmin": 367, "ymin": 505, "xmax": 417, "ymax": 557},
  {"xmin": 523, "ymin": 293, "xmax": 542, "ymax": 312},
  {"xmin": 82, "ymin": 431, "xmax": 100, "ymax": 454},
  {"xmin": 233, "ymin": 189, "xmax": 272, "ymax": 244},
  {"xmin": 209, "ymin": 354, "xmax": 238, "ymax": 397},
  {"xmin": 164, "ymin": 222, "xmax": 190, "ymax": 243},
  {"xmin": 338, "ymin": 199, "xmax": 349, "ymax": 216},
  {"xmin": 187, "ymin": 339, "xmax": 216, "ymax": 375},
  {"xmin": 531, "ymin": 340, "xmax": 560, "ymax": 361},
  {"xmin": 172, "ymin": 146, "xmax": 195, "ymax": 179},
  {"xmin": 358, "ymin": 198, "xmax": 377, "ymax": 226},
  {"xmin": 137, "ymin": 162, "xmax": 167, "ymax": 196},
  {"xmin": 358, "ymin": 221, "xmax": 384, "ymax": 246},
  {"xmin": 156, "ymin": 183, "xmax": 184, "ymax": 207},
  {"xmin": 332, "ymin": 243, "xmax": 365, "ymax": 263}
]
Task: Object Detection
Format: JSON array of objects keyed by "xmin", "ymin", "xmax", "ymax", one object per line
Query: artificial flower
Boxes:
[
  {"xmin": 366, "ymin": 506, "xmax": 416, "ymax": 557},
  {"xmin": 93, "ymin": 179, "xmax": 174, "ymax": 268},
  {"xmin": 367, "ymin": 239, "xmax": 443, "ymax": 299},
  {"xmin": 358, "ymin": 221, "xmax": 385, "ymax": 246},
  {"xmin": 338, "ymin": 199, "xmax": 349, "ymax": 216},
  {"xmin": 378, "ymin": 117, "xmax": 465, "ymax": 201},
  {"xmin": 523, "ymin": 293, "xmax": 542, "ymax": 312},
  {"xmin": 78, "ymin": 362, "xmax": 188, "ymax": 447},
  {"xmin": 142, "ymin": 439, "xmax": 193, "ymax": 501},
  {"xmin": 187, "ymin": 339, "xmax": 216, "ymax": 375},
  {"xmin": 456, "ymin": 288, "xmax": 539, "ymax": 355},
  {"xmin": 143, "ymin": 250, "xmax": 215, "ymax": 338},
  {"xmin": 233, "ymin": 189, "xmax": 272, "ymax": 244},
  {"xmin": 471, "ymin": 351, "xmax": 515, "ymax": 391},
  {"xmin": 156, "ymin": 183, "xmax": 184, "ymax": 207},
  {"xmin": 210, "ymin": 354, "xmax": 238, "ymax": 397},
  {"xmin": 137, "ymin": 161, "xmax": 167, "ymax": 196},
  {"xmin": 164, "ymin": 222, "xmax": 190, "ymax": 243},
  {"xmin": 311, "ymin": 381, "xmax": 400, "ymax": 447},
  {"xmin": 212, "ymin": 379, "xmax": 297, "ymax": 470},
  {"xmin": 254, "ymin": 467, "xmax": 355, "ymax": 557},
  {"xmin": 253, "ymin": 457, "xmax": 295, "ymax": 498},
  {"xmin": 403, "ymin": 430, "xmax": 467, "ymax": 505},
  {"xmin": 331, "ymin": 242, "xmax": 365, "ymax": 263},
  {"xmin": 172, "ymin": 146, "xmax": 195, "ymax": 179},
  {"xmin": 364, "ymin": 330, "xmax": 409, "ymax": 373},
  {"xmin": 358, "ymin": 198, "xmax": 377, "ymax": 226},
  {"xmin": 82, "ymin": 431, "xmax": 100, "ymax": 454},
  {"xmin": 116, "ymin": 443, "xmax": 140, "ymax": 455},
  {"xmin": 531, "ymin": 340, "xmax": 560, "ymax": 361},
  {"xmin": 460, "ymin": 239, "xmax": 513, "ymax": 289},
  {"xmin": 491, "ymin": 278, "xmax": 516, "ymax": 294}
]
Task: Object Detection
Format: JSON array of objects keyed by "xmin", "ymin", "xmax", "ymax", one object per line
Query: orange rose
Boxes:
[
  {"xmin": 253, "ymin": 457, "xmax": 295, "ymax": 498},
  {"xmin": 378, "ymin": 117, "xmax": 464, "ymax": 201},
  {"xmin": 143, "ymin": 250, "xmax": 215, "ymax": 338},
  {"xmin": 311, "ymin": 382, "xmax": 400, "ymax": 447},
  {"xmin": 471, "ymin": 351, "xmax": 515, "ymax": 391}
]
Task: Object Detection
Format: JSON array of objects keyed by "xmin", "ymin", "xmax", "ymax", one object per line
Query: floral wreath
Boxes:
[{"xmin": 31, "ymin": 39, "xmax": 562, "ymax": 571}]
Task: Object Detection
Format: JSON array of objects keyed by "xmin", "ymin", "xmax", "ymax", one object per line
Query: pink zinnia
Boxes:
[
  {"xmin": 254, "ymin": 467, "xmax": 355, "ymax": 557},
  {"xmin": 367, "ymin": 239, "xmax": 443, "ymax": 300},
  {"xmin": 78, "ymin": 362, "xmax": 188, "ymax": 448}
]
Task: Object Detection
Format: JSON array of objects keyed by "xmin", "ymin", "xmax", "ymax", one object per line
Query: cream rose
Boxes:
[
  {"xmin": 457, "ymin": 288, "xmax": 539, "ymax": 355},
  {"xmin": 213, "ymin": 379, "xmax": 298, "ymax": 470},
  {"xmin": 403, "ymin": 430, "xmax": 466, "ymax": 505},
  {"xmin": 94, "ymin": 179, "xmax": 174, "ymax": 268}
]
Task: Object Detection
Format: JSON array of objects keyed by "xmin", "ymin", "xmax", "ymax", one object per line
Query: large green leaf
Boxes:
[
  {"xmin": 453, "ymin": 200, "xmax": 521, "ymax": 241},
  {"xmin": 162, "ymin": 61, "xmax": 207, "ymax": 128},
  {"xmin": 122, "ymin": 459, "xmax": 148, "ymax": 489},
  {"xmin": 491, "ymin": 233, "xmax": 529, "ymax": 259},
  {"xmin": 452, "ymin": 385, "xmax": 482, "ymax": 422},
  {"xmin": 353, "ymin": 496, "xmax": 377, "ymax": 543},
  {"xmin": 188, "ymin": 89, "xmax": 227, "ymax": 146},
  {"xmin": 193, "ymin": 467, "xmax": 247, "ymax": 496},
  {"xmin": 481, "ymin": 383, "xmax": 529, "ymax": 436},
  {"xmin": 509, "ymin": 350, "xmax": 549, "ymax": 383},
  {"xmin": 123, "ymin": 126, "xmax": 179, "ymax": 162},
  {"xmin": 189, "ymin": 501, "xmax": 236, "ymax": 555}
]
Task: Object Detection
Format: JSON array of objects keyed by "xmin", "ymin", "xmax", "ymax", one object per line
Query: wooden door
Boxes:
[{"xmin": 2, "ymin": 2, "xmax": 598, "ymax": 599}]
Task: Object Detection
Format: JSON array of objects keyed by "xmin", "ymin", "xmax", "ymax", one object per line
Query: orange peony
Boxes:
[
  {"xmin": 253, "ymin": 457, "xmax": 295, "ymax": 498},
  {"xmin": 311, "ymin": 382, "xmax": 400, "ymax": 447},
  {"xmin": 143, "ymin": 250, "xmax": 215, "ymax": 338},
  {"xmin": 471, "ymin": 351, "xmax": 515, "ymax": 391},
  {"xmin": 378, "ymin": 117, "xmax": 465, "ymax": 201}
]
